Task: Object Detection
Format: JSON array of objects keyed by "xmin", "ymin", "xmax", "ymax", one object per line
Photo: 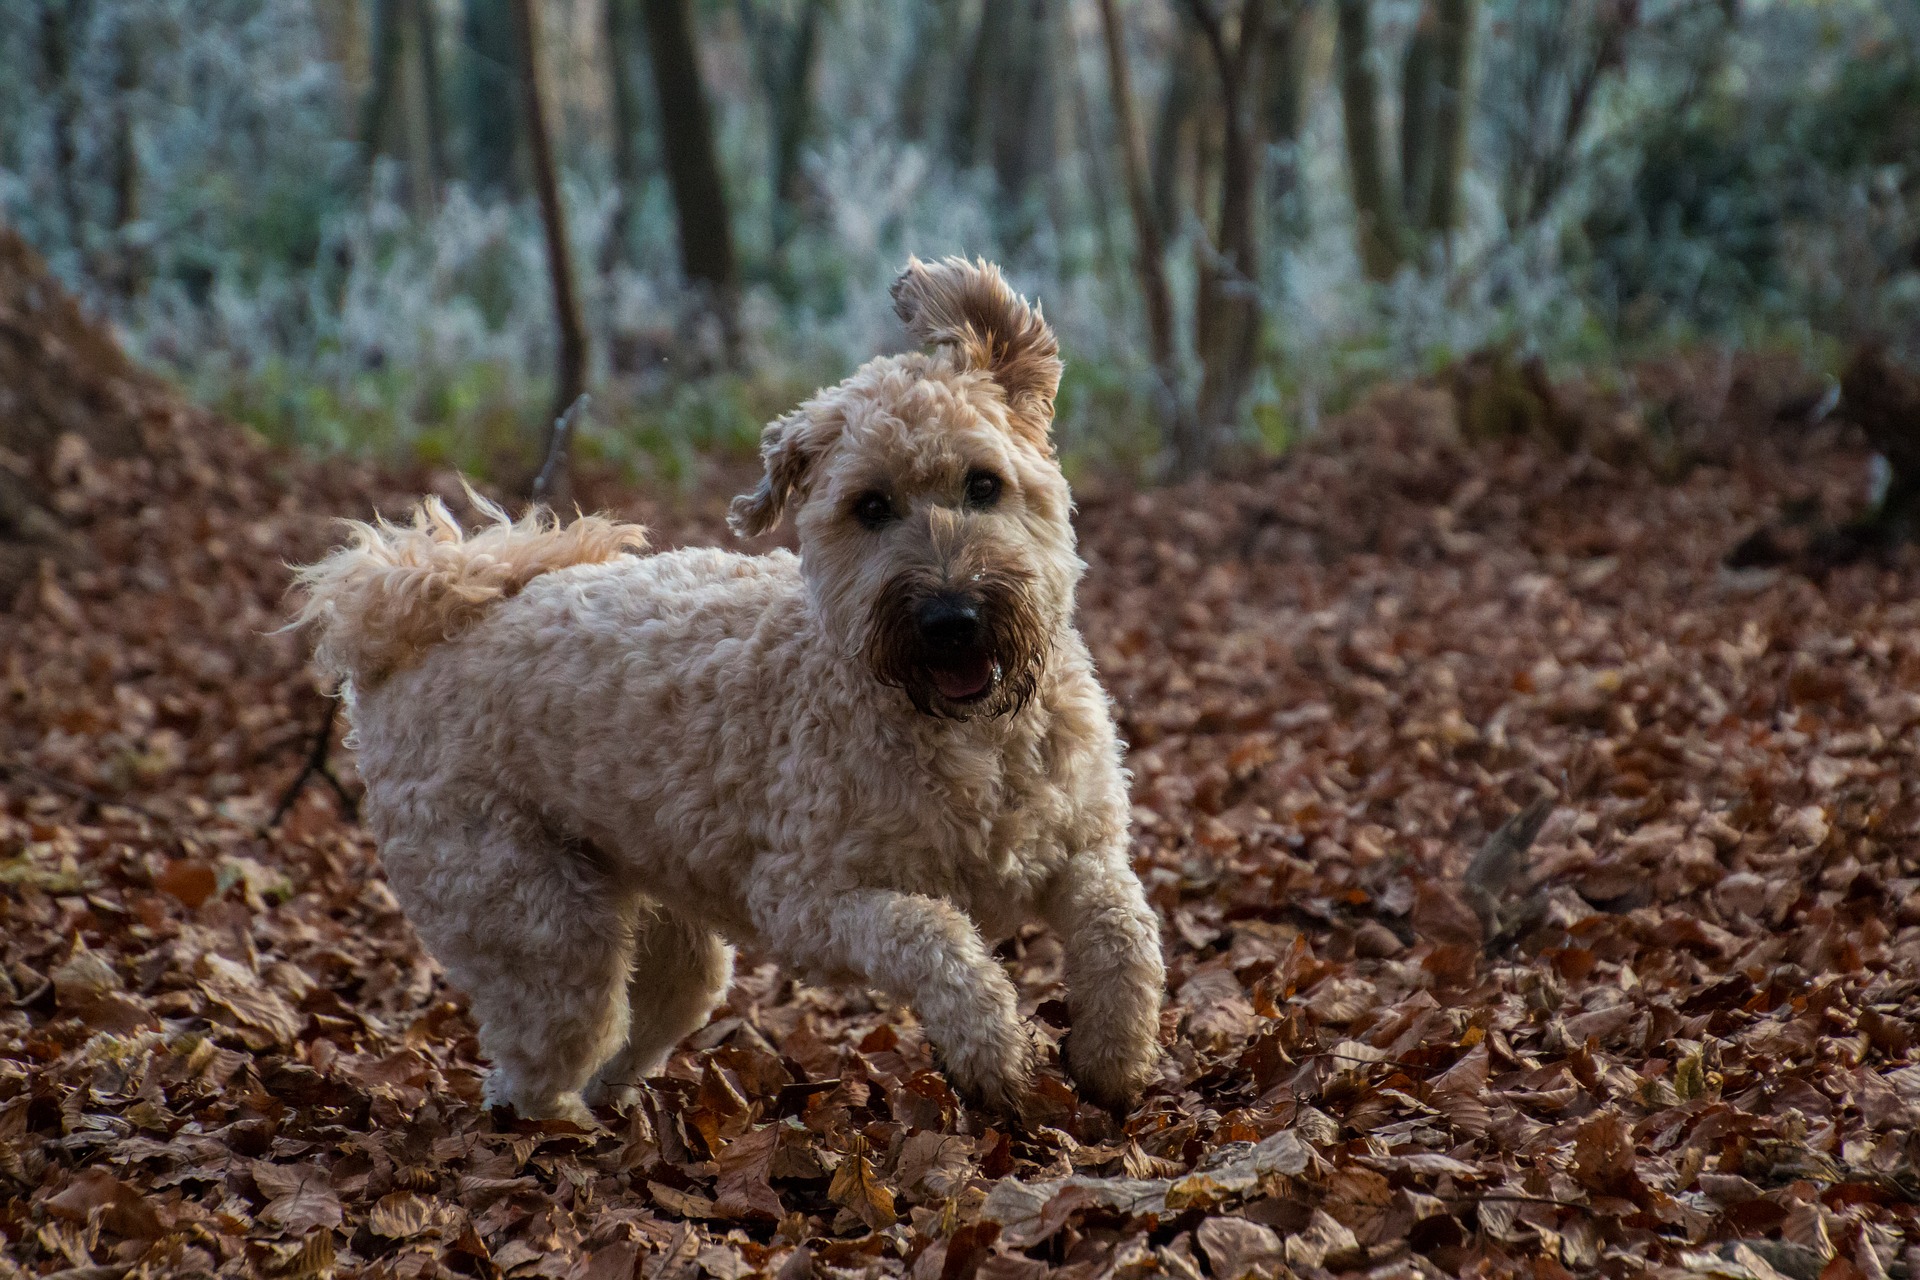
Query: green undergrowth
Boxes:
[{"xmin": 192, "ymin": 322, "xmax": 1848, "ymax": 495}]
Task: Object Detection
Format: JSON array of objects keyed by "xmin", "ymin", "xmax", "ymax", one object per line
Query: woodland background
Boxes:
[
  {"xmin": 3, "ymin": 0, "xmax": 1918, "ymax": 481},
  {"xmin": 5, "ymin": 3, "xmax": 1920, "ymax": 1280}
]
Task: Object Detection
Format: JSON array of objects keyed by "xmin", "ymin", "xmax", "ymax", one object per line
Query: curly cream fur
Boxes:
[
  {"xmin": 890, "ymin": 255, "xmax": 1063, "ymax": 446},
  {"xmin": 291, "ymin": 490, "xmax": 647, "ymax": 689},
  {"xmin": 292, "ymin": 261, "xmax": 1165, "ymax": 1123}
]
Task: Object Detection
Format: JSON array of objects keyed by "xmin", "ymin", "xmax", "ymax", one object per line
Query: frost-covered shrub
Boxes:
[{"xmin": 3, "ymin": 0, "xmax": 1917, "ymax": 477}]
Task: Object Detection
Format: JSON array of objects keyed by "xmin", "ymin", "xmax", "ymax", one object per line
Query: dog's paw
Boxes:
[
  {"xmin": 582, "ymin": 1076, "xmax": 643, "ymax": 1115},
  {"xmin": 953, "ymin": 1070, "xmax": 1031, "ymax": 1122},
  {"xmin": 484, "ymin": 1072, "xmax": 598, "ymax": 1127},
  {"xmin": 1062, "ymin": 1026, "xmax": 1162, "ymax": 1116},
  {"xmin": 937, "ymin": 1022, "xmax": 1038, "ymax": 1121}
]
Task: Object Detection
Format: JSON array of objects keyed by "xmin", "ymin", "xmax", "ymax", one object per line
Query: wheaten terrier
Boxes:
[{"xmin": 292, "ymin": 258, "xmax": 1166, "ymax": 1122}]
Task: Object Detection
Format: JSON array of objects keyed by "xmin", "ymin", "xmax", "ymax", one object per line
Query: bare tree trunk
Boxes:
[
  {"xmin": 1262, "ymin": 0, "xmax": 1318, "ymax": 243},
  {"xmin": 740, "ymin": 0, "xmax": 826, "ymax": 255},
  {"xmin": 1261, "ymin": 3, "xmax": 1316, "ymax": 146},
  {"xmin": 38, "ymin": 0, "xmax": 89, "ymax": 251},
  {"xmin": 992, "ymin": 0, "xmax": 1057, "ymax": 208},
  {"xmin": 951, "ymin": 0, "xmax": 1009, "ymax": 170},
  {"xmin": 1096, "ymin": 0, "xmax": 1183, "ymax": 444},
  {"xmin": 511, "ymin": 0, "xmax": 589, "ymax": 502},
  {"xmin": 107, "ymin": 13, "xmax": 142, "ymax": 295},
  {"xmin": 771, "ymin": 0, "xmax": 822, "ymax": 251},
  {"xmin": 361, "ymin": 0, "xmax": 404, "ymax": 155},
  {"xmin": 1066, "ymin": 13, "xmax": 1124, "ymax": 282},
  {"xmin": 898, "ymin": 1, "xmax": 964, "ymax": 145},
  {"xmin": 1335, "ymin": 0, "xmax": 1405, "ymax": 281},
  {"xmin": 1150, "ymin": 26, "xmax": 1208, "ymax": 243},
  {"xmin": 109, "ymin": 25, "xmax": 138, "ymax": 233},
  {"xmin": 604, "ymin": 0, "xmax": 647, "ymax": 271},
  {"xmin": 1186, "ymin": 0, "xmax": 1269, "ymax": 475},
  {"xmin": 949, "ymin": 0, "xmax": 1057, "ymax": 221},
  {"xmin": 397, "ymin": 0, "xmax": 437, "ymax": 214},
  {"xmin": 1424, "ymin": 0, "xmax": 1475, "ymax": 240},
  {"xmin": 361, "ymin": 0, "xmax": 436, "ymax": 212},
  {"xmin": 1398, "ymin": 2, "xmax": 1440, "ymax": 233},
  {"xmin": 318, "ymin": 0, "xmax": 370, "ymax": 126},
  {"xmin": 641, "ymin": 0, "xmax": 740, "ymax": 342},
  {"xmin": 460, "ymin": 0, "xmax": 522, "ymax": 195},
  {"xmin": 411, "ymin": 0, "xmax": 448, "ymax": 192}
]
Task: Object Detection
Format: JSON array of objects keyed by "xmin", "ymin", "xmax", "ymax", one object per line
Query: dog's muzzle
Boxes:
[
  {"xmin": 867, "ymin": 571, "xmax": 1049, "ymax": 719},
  {"xmin": 914, "ymin": 594, "xmax": 998, "ymax": 703}
]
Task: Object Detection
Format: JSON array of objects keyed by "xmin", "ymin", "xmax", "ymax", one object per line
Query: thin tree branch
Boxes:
[
  {"xmin": 531, "ymin": 393, "xmax": 591, "ymax": 504},
  {"xmin": 514, "ymin": 0, "xmax": 590, "ymax": 494}
]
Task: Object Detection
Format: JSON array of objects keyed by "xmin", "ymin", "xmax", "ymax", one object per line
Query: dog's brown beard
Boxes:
[{"xmin": 864, "ymin": 567, "xmax": 1052, "ymax": 720}]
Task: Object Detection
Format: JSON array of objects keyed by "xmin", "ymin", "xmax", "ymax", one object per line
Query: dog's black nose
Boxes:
[{"xmin": 915, "ymin": 596, "xmax": 983, "ymax": 649}]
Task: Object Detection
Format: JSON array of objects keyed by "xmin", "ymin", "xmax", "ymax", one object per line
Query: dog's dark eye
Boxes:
[
  {"xmin": 851, "ymin": 491, "xmax": 896, "ymax": 529},
  {"xmin": 963, "ymin": 470, "xmax": 1003, "ymax": 510}
]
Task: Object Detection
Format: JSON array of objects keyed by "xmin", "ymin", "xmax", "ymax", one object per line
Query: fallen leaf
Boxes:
[
  {"xmin": 828, "ymin": 1149, "xmax": 897, "ymax": 1232},
  {"xmin": 254, "ymin": 1163, "xmax": 344, "ymax": 1235}
]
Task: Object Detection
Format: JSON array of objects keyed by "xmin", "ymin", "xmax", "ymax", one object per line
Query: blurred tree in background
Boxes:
[
  {"xmin": 460, "ymin": 0, "xmax": 525, "ymax": 196},
  {"xmin": 2, "ymin": 0, "xmax": 1917, "ymax": 482}
]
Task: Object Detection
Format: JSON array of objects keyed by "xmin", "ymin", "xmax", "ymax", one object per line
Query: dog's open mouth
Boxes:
[
  {"xmin": 868, "ymin": 579, "xmax": 1046, "ymax": 718},
  {"xmin": 929, "ymin": 652, "xmax": 997, "ymax": 702}
]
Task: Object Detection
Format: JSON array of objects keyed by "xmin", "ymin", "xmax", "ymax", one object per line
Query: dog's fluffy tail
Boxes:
[{"xmin": 289, "ymin": 489, "xmax": 647, "ymax": 690}]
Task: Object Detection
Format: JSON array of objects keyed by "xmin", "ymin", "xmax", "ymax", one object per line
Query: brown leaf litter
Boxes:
[{"xmin": 3, "ymin": 344, "xmax": 1920, "ymax": 1277}]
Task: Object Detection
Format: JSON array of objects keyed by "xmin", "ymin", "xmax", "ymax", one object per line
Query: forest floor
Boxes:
[{"xmin": 3, "ymin": 341, "xmax": 1920, "ymax": 1280}]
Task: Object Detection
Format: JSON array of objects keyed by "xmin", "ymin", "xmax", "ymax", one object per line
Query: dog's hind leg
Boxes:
[
  {"xmin": 379, "ymin": 813, "xmax": 635, "ymax": 1125},
  {"xmin": 582, "ymin": 907, "xmax": 734, "ymax": 1112}
]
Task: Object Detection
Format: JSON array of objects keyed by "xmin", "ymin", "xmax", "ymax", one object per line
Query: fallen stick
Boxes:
[
  {"xmin": 0, "ymin": 757, "xmax": 171, "ymax": 827},
  {"xmin": 1462, "ymin": 791, "xmax": 1556, "ymax": 947},
  {"xmin": 268, "ymin": 698, "xmax": 357, "ymax": 829}
]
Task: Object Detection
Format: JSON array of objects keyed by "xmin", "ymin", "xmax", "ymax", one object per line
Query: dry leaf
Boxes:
[
  {"xmin": 254, "ymin": 1163, "xmax": 344, "ymax": 1235},
  {"xmin": 828, "ymin": 1150, "xmax": 897, "ymax": 1232}
]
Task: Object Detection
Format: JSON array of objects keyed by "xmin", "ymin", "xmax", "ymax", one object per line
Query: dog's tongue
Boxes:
[{"xmin": 932, "ymin": 654, "xmax": 995, "ymax": 701}]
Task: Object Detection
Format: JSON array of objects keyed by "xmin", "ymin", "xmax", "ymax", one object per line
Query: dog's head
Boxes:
[{"xmin": 729, "ymin": 257, "xmax": 1076, "ymax": 719}]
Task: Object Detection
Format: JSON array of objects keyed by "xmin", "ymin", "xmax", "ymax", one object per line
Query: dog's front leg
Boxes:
[
  {"xmin": 759, "ymin": 888, "xmax": 1034, "ymax": 1114},
  {"xmin": 1042, "ymin": 847, "xmax": 1166, "ymax": 1112}
]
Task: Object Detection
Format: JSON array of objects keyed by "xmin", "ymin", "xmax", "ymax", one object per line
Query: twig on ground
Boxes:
[
  {"xmin": 0, "ymin": 757, "xmax": 170, "ymax": 827},
  {"xmin": 1463, "ymin": 791, "xmax": 1556, "ymax": 946},
  {"xmin": 268, "ymin": 698, "xmax": 357, "ymax": 829},
  {"xmin": 1440, "ymin": 1191, "xmax": 1595, "ymax": 1211}
]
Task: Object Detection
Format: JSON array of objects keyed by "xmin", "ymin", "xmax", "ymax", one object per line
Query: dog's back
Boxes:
[
  {"xmin": 290, "ymin": 491, "xmax": 649, "ymax": 694},
  {"xmin": 296, "ymin": 498, "xmax": 810, "ymax": 863}
]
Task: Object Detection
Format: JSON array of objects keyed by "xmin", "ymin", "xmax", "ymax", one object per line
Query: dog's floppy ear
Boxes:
[
  {"xmin": 891, "ymin": 256, "xmax": 1063, "ymax": 446},
  {"xmin": 729, "ymin": 410, "xmax": 833, "ymax": 537}
]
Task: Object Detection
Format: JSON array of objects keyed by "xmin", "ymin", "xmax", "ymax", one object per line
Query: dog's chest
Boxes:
[{"xmin": 887, "ymin": 720, "xmax": 1097, "ymax": 918}]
